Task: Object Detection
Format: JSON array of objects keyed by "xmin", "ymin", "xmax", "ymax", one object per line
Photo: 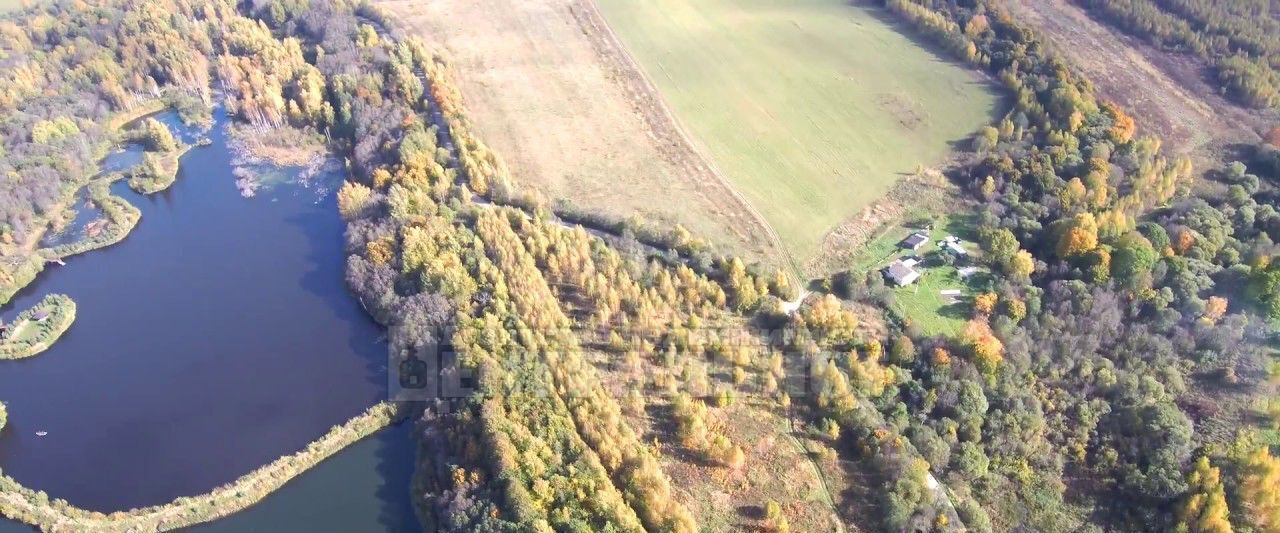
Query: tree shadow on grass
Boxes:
[
  {"xmin": 738, "ymin": 504, "xmax": 765, "ymax": 520},
  {"xmin": 944, "ymin": 214, "xmax": 982, "ymax": 242},
  {"xmin": 938, "ymin": 300, "xmax": 972, "ymax": 322},
  {"xmin": 844, "ymin": 0, "xmax": 1013, "ymax": 128},
  {"xmin": 644, "ymin": 401, "xmax": 720, "ymax": 468}
]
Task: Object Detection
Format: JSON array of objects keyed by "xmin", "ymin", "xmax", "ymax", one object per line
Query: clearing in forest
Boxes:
[
  {"xmin": 594, "ymin": 0, "xmax": 999, "ymax": 266},
  {"xmin": 848, "ymin": 215, "xmax": 984, "ymax": 336}
]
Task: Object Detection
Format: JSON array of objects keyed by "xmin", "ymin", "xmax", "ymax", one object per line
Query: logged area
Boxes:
[
  {"xmin": 594, "ymin": 0, "xmax": 999, "ymax": 266},
  {"xmin": 376, "ymin": 0, "xmax": 789, "ymax": 271},
  {"xmin": 1002, "ymin": 0, "xmax": 1270, "ymax": 159}
]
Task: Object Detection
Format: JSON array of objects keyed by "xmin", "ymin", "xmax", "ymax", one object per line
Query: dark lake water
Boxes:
[
  {"xmin": 187, "ymin": 422, "xmax": 419, "ymax": 533},
  {"xmin": 0, "ymin": 109, "xmax": 416, "ymax": 529}
]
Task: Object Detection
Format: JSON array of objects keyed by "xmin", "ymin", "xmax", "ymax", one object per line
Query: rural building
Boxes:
[
  {"xmin": 32, "ymin": 310, "xmax": 49, "ymax": 322},
  {"xmin": 938, "ymin": 236, "xmax": 968, "ymax": 260},
  {"xmin": 883, "ymin": 259, "xmax": 921, "ymax": 286},
  {"xmin": 900, "ymin": 232, "xmax": 929, "ymax": 250}
]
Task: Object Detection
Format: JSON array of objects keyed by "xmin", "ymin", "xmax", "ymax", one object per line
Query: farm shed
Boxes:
[
  {"xmin": 900, "ymin": 232, "xmax": 929, "ymax": 250},
  {"xmin": 883, "ymin": 259, "xmax": 921, "ymax": 286}
]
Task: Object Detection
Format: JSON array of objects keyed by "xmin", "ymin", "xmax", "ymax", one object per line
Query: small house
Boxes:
[
  {"xmin": 883, "ymin": 259, "xmax": 921, "ymax": 287},
  {"xmin": 31, "ymin": 310, "xmax": 49, "ymax": 322},
  {"xmin": 900, "ymin": 232, "xmax": 929, "ymax": 251}
]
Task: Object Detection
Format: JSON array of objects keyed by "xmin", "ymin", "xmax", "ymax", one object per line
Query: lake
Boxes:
[
  {"xmin": 0, "ymin": 423, "xmax": 418, "ymax": 532},
  {"xmin": 0, "ymin": 108, "xmax": 416, "ymax": 528},
  {"xmin": 187, "ymin": 422, "xmax": 419, "ymax": 533}
]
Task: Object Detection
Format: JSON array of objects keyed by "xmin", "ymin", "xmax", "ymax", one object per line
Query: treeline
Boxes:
[
  {"xmin": 871, "ymin": 1, "xmax": 1280, "ymax": 531},
  {"xmin": 0, "ymin": 0, "xmax": 222, "ymax": 248},
  {"xmin": 229, "ymin": 2, "xmax": 703, "ymax": 530},
  {"xmin": 0, "ymin": 293, "xmax": 76, "ymax": 360},
  {"xmin": 126, "ymin": 118, "xmax": 188, "ymax": 193},
  {"xmin": 1075, "ymin": 0, "xmax": 1280, "ymax": 108}
]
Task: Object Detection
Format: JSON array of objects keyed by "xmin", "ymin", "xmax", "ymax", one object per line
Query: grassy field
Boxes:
[
  {"xmin": 892, "ymin": 260, "xmax": 989, "ymax": 337},
  {"xmin": 595, "ymin": 0, "xmax": 1000, "ymax": 265},
  {"xmin": 0, "ymin": 0, "xmax": 26, "ymax": 13},
  {"xmin": 377, "ymin": 0, "xmax": 791, "ymax": 272}
]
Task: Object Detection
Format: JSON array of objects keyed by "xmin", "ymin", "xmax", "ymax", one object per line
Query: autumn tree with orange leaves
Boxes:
[
  {"xmin": 962, "ymin": 320, "xmax": 1004, "ymax": 376},
  {"xmin": 1265, "ymin": 126, "xmax": 1280, "ymax": 148},
  {"xmin": 1105, "ymin": 101, "xmax": 1137, "ymax": 144},
  {"xmin": 1057, "ymin": 213, "xmax": 1100, "ymax": 258}
]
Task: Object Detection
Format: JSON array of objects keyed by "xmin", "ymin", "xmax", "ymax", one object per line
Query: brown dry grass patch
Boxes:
[
  {"xmin": 376, "ymin": 0, "xmax": 789, "ymax": 272},
  {"xmin": 580, "ymin": 318, "xmax": 865, "ymax": 532}
]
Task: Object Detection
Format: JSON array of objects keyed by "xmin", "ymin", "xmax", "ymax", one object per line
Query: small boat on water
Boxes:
[{"xmin": 35, "ymin": 431, "xmax": 47, "ymax": 437}]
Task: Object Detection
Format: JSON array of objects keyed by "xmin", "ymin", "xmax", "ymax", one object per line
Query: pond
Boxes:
[{"xmin": 0, "ymin": 108, "xmax": 414, "ymax": 526}]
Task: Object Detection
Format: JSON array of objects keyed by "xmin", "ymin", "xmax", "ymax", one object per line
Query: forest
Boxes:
[
  {"xmin": 0, "ymin": 0, "xmax": 215, "ymax": 248},
  {"xmin": 0, "ymin": 0, "xmax": 1278, "ymax": 531},
  {"xmin": 864, "ymin": 0, "xmax": 1280, "ymax": 530}
]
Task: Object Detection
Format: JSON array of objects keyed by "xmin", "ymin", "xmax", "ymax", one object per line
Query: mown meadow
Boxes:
[{"xmin": 595, "ymin": 0, "xmax": 1001, "ymax": 265}]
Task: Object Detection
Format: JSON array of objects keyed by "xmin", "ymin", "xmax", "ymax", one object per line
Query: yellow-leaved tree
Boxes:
[
  {"xmin": 1057, "ymin": 212, "xmax": 1100, "ymax": 258},
  {"xmin": 1175, "ymin": 456, "xmax": 1231, "ymax": 533},
  {"xmin": 1240, "ymin": 446, "xmax": 1280, "ymax": 530},
  {"xmin": 963, "ymin": 320, "xmax": 1003, "ymax": 376},
  {"xmin": 1009, "ymin": 250, "xmax": 1036, "ymax": 279},
  {"xmin": 337, "ymin": 181, "xmax": 373, "ymax": 220}
]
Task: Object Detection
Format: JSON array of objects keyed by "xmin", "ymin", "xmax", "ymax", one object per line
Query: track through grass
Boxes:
[{"xmin": 594, "ymin": 0, "xmax": 1000, "ymax": 264}]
